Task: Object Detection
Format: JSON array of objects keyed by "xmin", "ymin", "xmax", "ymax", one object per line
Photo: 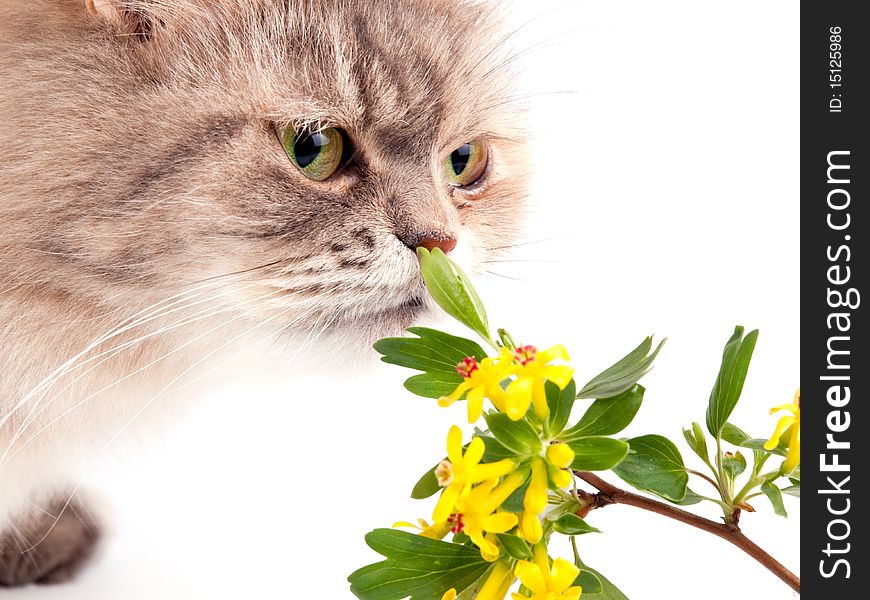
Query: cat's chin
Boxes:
[
  {"xmin": 356, "ymin": 296, "xmax": 429, "ymax": 332},
  {"xmin": 327, "ymin": 296, "xmax": 431, "ymax": 342}
]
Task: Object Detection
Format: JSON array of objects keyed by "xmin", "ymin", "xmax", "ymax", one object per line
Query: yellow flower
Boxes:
[
  {"xmin": 393, "ymin": 518, "xmax": 451, "ymax": 540},
  {"xmin": 545, "ymin": 442, "xmax": 576, "ymax": 489},
  {"xmin": 764, "ymin": 389, "xmax": 800, "ymax": 474},
  {"xmin": 512, "ymin": 544, "xmax": 582, "ymax": 600},
  {"xmin": 439, "ymin": 350, "xmax": 514, "ymax": 422},
  {"xmin": 519, "ymin": 458, "xmax": 548, "ymax": 544},
  {"xmin": 506, "ymin": 345, "xmax": 575, "ymax": 421},
  {"xmin": 433, "ymin": 426, "xmax": 516, "ymax": 523},
  {"xmin": 477, "ymin": 560, "xmax": 517, "ymax": 600},
  {"xmin": 546, "ymin": 443, "xmax": 575, "ymax": 469},
  {"xmin": 442, "ymin": 589, "xmax": 457, "ymax": 600},
  {"xmin": 452, "ymin": 472, "xmax": 526, "ymax": 559}
]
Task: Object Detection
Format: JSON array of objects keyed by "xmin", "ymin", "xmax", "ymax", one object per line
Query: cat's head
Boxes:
[{"xmin": 1, "ymin": 0, "xmax": 528, "ymax": 343}]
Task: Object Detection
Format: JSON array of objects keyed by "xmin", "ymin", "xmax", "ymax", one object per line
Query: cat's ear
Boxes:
[{"xmin": 84, "ymin": 0, "xmax": 156, "ymax": 37}]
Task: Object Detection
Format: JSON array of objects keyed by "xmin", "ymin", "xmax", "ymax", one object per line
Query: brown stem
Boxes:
[
  {"xmin": 576, "ymin": 471, "xmax": 800, "ymax": 594},
  {"xmin": 685, "ymin": 468, "xmax": 721, "ymax": 493}
]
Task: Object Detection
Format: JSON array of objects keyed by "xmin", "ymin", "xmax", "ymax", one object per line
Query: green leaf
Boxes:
[
  {"xmin": 499, "ymin": 475, "xmax": 531, "ymax": 513},
  {"xmin": 410, "ymin": 465, "xmax": 441, "ymax": 500},
  {"xmin": 612, "ymin": 435, "xmax": 688, "ymax": 502},
  {"xmin": 495, "ymin": 534, "xmax": 533, "ymax": 560},
  {"xmin": 682, "ymin": 422, "xmax": 710, "ymax": 464},
  {"xmin": 404, "ymin": 371, "xmax": 464, "ymax": 398},
  {"xmin": 575, "ymin": 561, "xmax": 630, "ymax": 600},
  {"xmin": 761, "ymin": 481, "xmax": 788, "ymax": 517},
  {"xmin": 573, "ymin": 570, "xmax": 603, "ymax": 595},
  {"xmin": 560, "ymin": 385, "xmax": 644, "ymax": 441},
  {"xmin": 348, "ymin": 529, "xmax": 491, "ymax": 600},
  {"xmin": 374, "ymin": 327, "xmax": 487, "ymax": 375},
  {"xmin": 483, "ymin": 412, "xmax": 542, "ymax": 455},
  {"xmin": 722, "ymin": 451, "xmax": 747, "ymax": 479},
  {"xmin": 417, "ymin": 248, "xmax": 490, "ymax": 342},
  {"xmin": 720, "ymin": 422, "xmax": 751, "ymax": 446},
  {"xmin": 552, "ymin": 513, "xmax": 601, "ymax": 535},
  {"xmin": 547, "ymin": 379, "xmax": 577, "ymax": 437},
  {"xmin": 577, "ymin": 336, "xmax": 664, "ymax": 399},
  {"xmin": 545, "ymin": 499, "xmax": 582, "ymax": 522},
  {"xmin": 705, "ymin": 326, "xmax": 759, "ymax": 437},
  {"xmin": 673, "ymin": 487, "xmax": 706, "ymax": 506},
  {"xmin": 781, "ymin": 484, "xmax": 801, "ymax": 498},
  {"xmin": 567, "ymin": 437, "xmax": 629, "ymax": 471},
  {"xmin": 479, "ymin": 434, "xmax": 516, "ymax": 462},
  {"xmin": 740, "ymin": 438, "xmax": 787, "ymax": 457}
]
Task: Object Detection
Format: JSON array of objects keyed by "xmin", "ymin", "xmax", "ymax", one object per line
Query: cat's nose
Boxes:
[{"xmin": 400, "ymin": 233, "xmax": 457, "ymax": 254}]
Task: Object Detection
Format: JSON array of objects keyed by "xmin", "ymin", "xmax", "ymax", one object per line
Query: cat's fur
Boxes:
[{"xmin": 0, "ymin": 0, "xmax": 527, "ymax": 585}]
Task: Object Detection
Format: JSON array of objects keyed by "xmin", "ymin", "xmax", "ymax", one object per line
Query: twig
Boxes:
[{"xmin": 575, "ymin": 471, "xmax": 800, "ymax": 594}]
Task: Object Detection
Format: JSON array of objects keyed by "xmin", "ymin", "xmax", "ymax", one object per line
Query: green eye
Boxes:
[
  {"xmin": 443, "ymin": 138, "xmax": 489, "ymax": 188},
  {"xmin": 278, "ymin": 126, "xmax": 345, "ymax": 181}
]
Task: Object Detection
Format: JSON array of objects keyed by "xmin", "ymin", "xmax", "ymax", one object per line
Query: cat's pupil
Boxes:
[
  {"xmin": 294, "ymin": 132, "xmax": 329, "ymax": 168},
  {"xmin": 450, "ymin": 144, "xmax": 473, "ymax": 175}
]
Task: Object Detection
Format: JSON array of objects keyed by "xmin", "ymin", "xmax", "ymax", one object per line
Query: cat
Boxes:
[{"xmin": 0, "ymin": 0, "xmax": 527, "ymax": 586}]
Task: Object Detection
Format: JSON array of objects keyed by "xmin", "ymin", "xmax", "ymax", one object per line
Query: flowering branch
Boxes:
[
  {"xmin": 349, "ymin": 249, "xmax": 800, "ymax": 600},
  {"xmin": 575, "ymin": 472, "xmax": 800, "ymax": 594}
]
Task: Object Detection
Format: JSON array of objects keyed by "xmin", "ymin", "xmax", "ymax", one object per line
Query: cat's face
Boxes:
[{"xmin": 2, "ymin": 0, "xmax": 528, "ymax": 341}]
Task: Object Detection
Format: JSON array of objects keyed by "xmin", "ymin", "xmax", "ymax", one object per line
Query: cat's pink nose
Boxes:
[{"xmin": 416, "ymin": 236, "xmax": 457, "ymax": 254}]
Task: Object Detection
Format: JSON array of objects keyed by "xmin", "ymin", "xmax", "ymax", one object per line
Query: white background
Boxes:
[{"xmin": 9, "ymin": 1, "xmax": 799, "ymax": 599}]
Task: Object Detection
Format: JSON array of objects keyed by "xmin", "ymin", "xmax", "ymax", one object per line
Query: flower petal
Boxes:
[
  {"xmin": 506, "ymin": 377, "xmax": 534, "ymax": 420},
  {"xmin": 542, "ymin": 365, "xmax": 575, "ymax": 389},
  {"xmin": 478, "ymin": 561, "xmax": 515, "ymax": 600},
  {"xmin": 467, "ymin": 386, "xmax": 487, "ymax": 423},
  {"xmin": 549, "ymin": 558, "xmax": 581, "ymax": 592},
  {"xmin": 564, "ymin": 586, "xmax": 583, "ymax": 600},
  {"xmin": 481, "ymin": 471, "xmax": 527, "ymax": 514},
  {"xmin": 471, "ymin": 458, "xmax": 516, "ymax": 483},
  {"xmin": 539, "ymin": 344, "xmax": 570, "ymax": 363},
  {"xmin": 763, "ymin": 415, "xmax": 795, "ymax": 450},
  {"xmin": 446, "ymin": 425, "xmax": 464, "ymax": 463},
  {"xmin": 464, "ymin": 436, "xmax": 486, "ymax": 467},
  {"xmin": 519, "ymin": 511, "xmax": 543, "ymax": 544},
  {"xmin": 531, "ymin": 378, "xmax": 550, "ymax": 421},
  {"xmin": 514, "ymin": 560, "xmax": 548, "ymax": 594},
  {"xmin": 480, "ymin": 512, "xmax": 519, "ymax": 534},
  {"xmin": 432, "ymin": 482, "xmax": 461, "ymax": 524},
  {"xmin": 783, "ymin": 425, "xmax": 800, "ymax": 473},
  {"xmin": 524, "ymin": 458, "xmax": 549, "ymax": 514},
  {"xmin": 441, "ymin": 589, "xmax": 457, "ymax": 600},
  {"xmin": 439, "ymin": 381, "xmax": 471, "ymax": 407}
]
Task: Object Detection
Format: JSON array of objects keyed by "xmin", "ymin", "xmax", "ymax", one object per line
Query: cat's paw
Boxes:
[{"xmin": 0, "ymin": 498, "xmax": 100, "ymax": 587}]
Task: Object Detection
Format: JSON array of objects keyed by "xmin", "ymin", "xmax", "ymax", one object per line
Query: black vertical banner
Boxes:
[{"xmin": 802, "ymin": 2, "xmax": 868, "ymax": 598}]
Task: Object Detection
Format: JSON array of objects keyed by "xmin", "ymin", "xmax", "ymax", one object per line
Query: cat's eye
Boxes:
[
  {"xmin": 443, "ymin": 138, "xmax": 489, "ymax": 188},
  {"xmin": 278, "ymin": 126, "xmax": 346, "ymax": 181}
]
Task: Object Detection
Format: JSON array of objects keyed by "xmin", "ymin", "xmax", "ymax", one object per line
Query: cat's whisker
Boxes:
[
  {"xmin": 479, "ymin": 89, "xmax": 586, "ymax": 113},
  {"xmin": 465, "ymin": 2, "xmax": 576, "ymax": 78},
  {"xmin": 482, "ymin": 258, "xmax": 560, "ymax": 264},
  {"xmin": 485, "ymin": 233, "xmax": 570, "ymax": 252},
  {"xmin": 0, "ymin": 278, "xmax": 238, "ymax": 433},
  {"xmin": 165, "ymin": 304, "xmax": 321, "ymax": 396},
  {"xmin": 484, "ymin": 25, "xmax": 595, "ymax": 80},
  {"xmin": 2, "ymin": 286, "xmax": 288, "ymax": 466},
  {"xmin": 4, "ymin": 281, "xmax": 269, "ymax": 449},
  {"xmin": 185, "ymin": 256, "xmax": 306, "ymax": 286},
  {"xmin": 21, "ymin": 303, "xmax": 299, "ymax": 554},
  {"xmin": 0, "ymin": 278, "xmax": 258, "ymax": 436},
  {"xmin": 484, "ymin": 270, "xmax": 526, "ymax": 282}
]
